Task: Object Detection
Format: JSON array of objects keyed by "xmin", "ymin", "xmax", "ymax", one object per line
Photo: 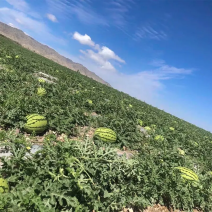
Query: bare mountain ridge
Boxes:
[{"xmin": 0, "ymin": 22, "xmax": 111, "ymax": 87}]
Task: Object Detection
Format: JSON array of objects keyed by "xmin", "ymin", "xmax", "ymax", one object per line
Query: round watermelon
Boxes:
[
  {"xmin": 37, "ymin": 87, "xmax": 47, "ymax": 96},
  {"xmin": 94, "ymin": 127, "xmax": 117, "ymax": 143},
  {"xmin": 0, "ymin": 178, "xmax": 9, "ymax": 193},
  {"xmin": 24, "ymin": 114, "xmax": 48, "ymax": 134}
]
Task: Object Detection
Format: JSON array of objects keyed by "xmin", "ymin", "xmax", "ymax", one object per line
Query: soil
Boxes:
[{"xmin": 122, "ymin": 204, "xmax": 202, "ymax": 212}]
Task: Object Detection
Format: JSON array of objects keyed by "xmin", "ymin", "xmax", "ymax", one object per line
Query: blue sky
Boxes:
[{"xmin": 0, "ymin": 0, "xmax": 212, "ymax": 132}]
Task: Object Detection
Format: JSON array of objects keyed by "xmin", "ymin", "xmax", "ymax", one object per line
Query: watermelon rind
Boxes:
[{"xmin": 26, "ymin": 114, "xmax": 40, "ymax": 120}]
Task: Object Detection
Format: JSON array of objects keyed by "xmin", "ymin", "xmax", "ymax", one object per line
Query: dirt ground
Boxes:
[{"xmin": 122, "ymin": 204, "xmax": 202, "ymax": 212}]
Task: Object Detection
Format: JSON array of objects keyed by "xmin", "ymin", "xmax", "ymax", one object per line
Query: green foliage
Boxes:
[{"xmin": 0, "ymin": 34, "xmax": 212, "ymax": 211}]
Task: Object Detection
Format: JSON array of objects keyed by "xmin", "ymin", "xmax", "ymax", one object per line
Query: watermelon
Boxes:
[
  {"xmin": 24, "ymin": 114, "xmax": 47, "ymax": 134},
  {"xmin": 38, "ymin": 78, "xmax": 45, "ymax": 83},
  {"xmin": 94, "ymin": 127, "xmax": 117, "ymax": 143},
  {"xmin": 175, "ymin": 167, "xmax": 199, "ymax": 182},
  {"xmin": 178, "ymin": 148, "xmax": 185, "ymax": 155},
  {"xmin": 0, "ymin": 178, "xmax": 9, "ymax": 193},
  {"xmin": 151, "ymin": 124, "xmax": 156, "ymax": 128},
  {"xmin": 87, "ymin": 99, "xmax": 93, "ymax": 105},
  {"xmin": 37, "ymin": 87, "xmax": 47, "ymax": 96},
  {"xmin": 137, "ymin": 119, "xmax": 143, "ymax": 126},
  {"xmin": 154, "ymin": 135, "xmax": 164, "ymax": 141},
  {"xmin": 144, "ymin": 126, "xmax": 151, "ymax": 131},
  {"xmin": 194, "ymin": 142, "xmax": 199, "ymax": 147}
]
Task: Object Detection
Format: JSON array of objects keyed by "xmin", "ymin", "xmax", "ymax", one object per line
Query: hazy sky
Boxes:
[{"xmin": 0, "ymin": 0, "xmax": 212, "ymax": 132}]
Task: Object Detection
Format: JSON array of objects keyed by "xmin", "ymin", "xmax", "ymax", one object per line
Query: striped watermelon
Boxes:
[
  {"xmin": 94, "ymin": 127, "xmax": 117, "ymax": 143},
  {"xmin": 24, "ymin": 114, "xmax": 47, "ymax": 134},
  {"xmin": 175, "ymin": 167, "xmax": 199, "ymax": 182},
  {"xmin": 0, "ymin": 178, "xmax": 9, "ymax": 193},
  {"xmin": 37, "ymin": 87, "xmax": 47, "ymax": 96}
]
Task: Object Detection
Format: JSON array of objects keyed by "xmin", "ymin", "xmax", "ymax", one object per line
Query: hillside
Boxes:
[
  {"xmin": 0, "ymin": 34, "xmax": 212, "ymax": 212},
  {"xmin": 0, "ymin": 21, "xmax": 111, "ymax": 87}
]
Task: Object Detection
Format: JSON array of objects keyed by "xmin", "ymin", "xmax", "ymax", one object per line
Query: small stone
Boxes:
[
  {"xmin": 30, "ymin": 144, "xmax": 43, "ymax": 154},
  {"xmin": 0, "ymin": 146, "xmax": 12, "ymax": 168},
  {"xmin": 116, "ymin": 149, "xmax": 136, "ymax": 159},
  {"xmin": 137, "ymin": 125, "xmax": 147, "ymax": 134},
  {"xmin": 90, "ymin": 112, "xmax": 101, "ymax": 118},
  {"xmin": 14, "ymin": 128, "xmax": 20, "ymax": 135}
]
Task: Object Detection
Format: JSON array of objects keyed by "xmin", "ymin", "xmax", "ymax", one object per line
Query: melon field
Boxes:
[{"xmin": 0, "ymin": 34, "xmax": 212, "ymax": 212}]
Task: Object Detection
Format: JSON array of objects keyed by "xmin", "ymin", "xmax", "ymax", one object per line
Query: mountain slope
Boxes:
[{"xmin": 0, "ymin": 21, "xmax": 111, "ymax": 87}]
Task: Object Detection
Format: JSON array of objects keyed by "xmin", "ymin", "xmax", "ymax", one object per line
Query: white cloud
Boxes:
[
  {"xmin": 46, "ymin": 0, "xmax": 108, "ymax": 26},
  {"xmin": 6, "ymin": 0, "xmax": 29, "ymax": 12},
  {"xmin": 73, "ymin": 32, "xmax": 125, "ymax": 71},
  {"xmin": 150, "ymin": 59, "xmax": 166, "ymax": 67},
  {"xmin": 73, "ymin": 32, "xmax": 95, "ymax": 47},
  {"xmin": 105, "ymin": 0, "xmax": 136, "ymax": 29},
  {"xmin": 101, "ymin": 61, "xmax": 116, "ymax": 70},
  {"xmin": 46, "ymin": 13, "xmax": 58, "ymax": 22},
  {"xmin": 80, "ymin": 49, "xmax": 116, "ymax": 71},
  {"xmin": 45, "ymin": 0, "xmax": 136, "ymax": 38},
  {"xmin": 0, "ymin": 7, "xmax": 66, "ymax": 45},
  {"xmin": 134, "ymin": 24, "xmax": 167, "ymax": 41},
  {"xmin": 5, "ymin": 0, "xmax": 41, "ymax": 19},
  {"xmin": 159, "ymin": 65, "xmax": 192, "ymax": 75},
  {"xmin": 46, "ymin": 0, "xmax": 135, "ymax": 30},
  {"xmin": 99, "ymin": 46, "xmax": 125, "ymax": 63},
  {"xmin": 15, "ymin": 18, "xmax": 22, "ymax": 24},
  {"xmin": 8, "ymin": 22, "xmax": 16, "ymax": 28},
  {"xmin": 24, "ymin": 31, "xmax": 29, "ymax": 36}
]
